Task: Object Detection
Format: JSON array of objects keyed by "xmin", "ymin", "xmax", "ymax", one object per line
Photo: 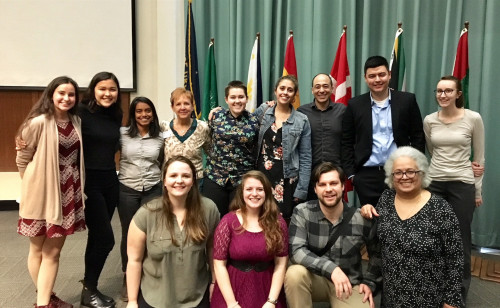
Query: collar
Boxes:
[
  {"xmin": 225, "ymin": 108, "xmax": 248, "ymax": 120},
  {"xmin": 312, "ymin": 100, "xmax": 334, "ymax": 111},
  {"xmin": 310, "ymin": 200, "xmax": 350, "ymax": 225},
  {"xmin": 370, "ymin": 90, "xmax": 392, "ymax": 108}
]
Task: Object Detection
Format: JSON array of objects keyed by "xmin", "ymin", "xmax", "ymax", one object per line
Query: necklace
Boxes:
[
  {"xmin": 395, "ymin": 191, "xmax": 423, "ymax": 220},
  {"xmin": 174, "ymin": 119, "xmax": 192, "ymax": 135}
]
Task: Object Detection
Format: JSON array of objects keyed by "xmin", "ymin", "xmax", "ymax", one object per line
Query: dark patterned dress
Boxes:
[
  {"xmin": 18, "ymin": 121, "xmax": 86, "ymax": 238},
  {"xmin": 376, "ymin": 189, "xmax": 464, "ymax": 308},
  {"xmin": 210, "ymin": 212, "xmax": 288, "ymax": 308},
  {"xmin": 257, "ymin": 123, "xmax": 297, "ymax": 218}
]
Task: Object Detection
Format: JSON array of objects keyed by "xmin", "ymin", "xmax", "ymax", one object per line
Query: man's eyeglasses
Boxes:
[
  {"xmin": 434, "ymin": 89, "xmax": 455, "ymax": 96},
  {"xmin": 392, "ymin": 170, "xmax": 421, "ymax": 179}
]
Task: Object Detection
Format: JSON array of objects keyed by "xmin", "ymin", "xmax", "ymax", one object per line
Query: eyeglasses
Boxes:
[
  {"xmin": 392, "ymin": 170, "xmax": 421, "ymax": 179},
  {"xmin": 434, "ymin": 89, "xmax": 455, "ymax": 96}
]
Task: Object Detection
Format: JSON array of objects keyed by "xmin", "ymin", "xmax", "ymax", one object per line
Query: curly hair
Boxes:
[{"xmin": 230, "ymin": 171, "xmax": 284, "ymax": 255}]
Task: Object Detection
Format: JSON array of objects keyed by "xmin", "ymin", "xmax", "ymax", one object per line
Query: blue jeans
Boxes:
[{"xmin": 117, "ymin": 182, "xmax": 162, "ymax": 272}]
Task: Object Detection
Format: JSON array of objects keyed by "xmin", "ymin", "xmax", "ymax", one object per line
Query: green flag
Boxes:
[{"xmin": 202, "ymin": 40, "xmax": 218, "ymax": 120}]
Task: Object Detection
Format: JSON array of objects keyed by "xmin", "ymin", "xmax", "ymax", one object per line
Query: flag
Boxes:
[
  {"xmin": 330, "ymin": 28, "xmax": 352, "ymax": 105},
  {"xmin": 201, "ymin": 40, "xmax": 218, "ymax": 121},
  {"xmin": 184, "ymin": 0, "xmax": 201, "ymax": 118},
  {"xmin": 246, "ymin": 34, "xmax": 263, "ymax": 113},
  {"xmin": 389, "ymin": 27, "xmax": 406, "ymax": 91},
  {"xmin": 452, "ymin": 26, "xmax": 469, "ymax": 109},
  {"xmin": 283, "ymin": 32, "xmax": 300, "ymax": 109}
]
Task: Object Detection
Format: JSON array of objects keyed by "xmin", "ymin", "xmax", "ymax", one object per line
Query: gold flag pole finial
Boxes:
[
  {"xmin": 464, "ymin": 21, "xmax": 469, "ymax": 30},
  {"xmin": 256, "ymin": 32, "xmax": 260, "ymax": 39},
  {"xmin": 343, "ymin": 25, "xmax": 347, "ymax": 33},
  {"xmin": 398, "ymin": 22, "xmax": 402, "ymax": 29},
  {"xmin": 289, "ymin": 30, "xmax": 293, "ymax": 36}
]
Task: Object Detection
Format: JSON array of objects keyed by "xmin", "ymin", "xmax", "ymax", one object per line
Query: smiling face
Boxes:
[
  {"xmin": 164, "ymin": 161, "xmax": 194, "ymax": 198},
  {"xmin": 435, "ymin": 79, "xmax": 461, "ymax": 110},
  {"xmin": 172, "ymin": 94, "xmax": 194, "ymax": 120},
  {"xmin": 53, "ymin": 83, "xmax": 77, "ymax": 117},
  {"xmin": 94, "ymin": 79, "xmax": 118, "ymax": 108},
  {"xmin": 315, "ymin": 170, "xmax": 344, "ymax": 209},
  {"xmin": 364, "ymin": 65, "xmax": 391, "ymax": 99},
  {"xmin": 225, "ymin": 87, "xmax": 247, "ymax": 117},
  {"xmin": 312, "ymin": 74, "xmax": 333, "ymax": 105},
  {"xmin": 275, "ymin": 79, "xmax": 296, "ymax": 106},
  {"xmin": 134, "ymin": 102, "xmax": 153, "ymax": 129},
  {"xmin": 242, "ymin": 177, "xmax": 266, "ymax": 210},
  {"xmin": 392, "ymin": 156, "xmax": 422, "ymax": 195}
]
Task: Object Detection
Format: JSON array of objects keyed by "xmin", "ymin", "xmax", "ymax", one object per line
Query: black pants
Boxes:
[
  {"xmin": 117, "ymin": 182, "xmax": 162, "ymax": 272},
  {"xmin": 83, "ymin": 169, "xmax": 119, "ymax": 289},
  {"xmin": 202, "ymin": 178, "xmax": 236, "ymax": 217},
  {"xmin": 428, "ymin": 180, "xmax": 475, "ymax": 301},
  {"xmin": 353, "ymin": 166, "xmax": 387, "ymax": 207}
]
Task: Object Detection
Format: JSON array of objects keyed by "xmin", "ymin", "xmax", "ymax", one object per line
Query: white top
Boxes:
[{"xmin": 424, "ymin": 109, "xmax": 485, "ymax": 198}]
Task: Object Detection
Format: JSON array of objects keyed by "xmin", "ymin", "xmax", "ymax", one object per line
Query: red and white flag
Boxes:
[{"xmin": 330, "ymin": 29, "xmax": 351, "ymax": 106}]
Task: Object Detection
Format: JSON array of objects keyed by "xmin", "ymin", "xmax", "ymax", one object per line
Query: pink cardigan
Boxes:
[{"xmin": 16, "ymin": 114, "xmax": 85, "ymax": 225}]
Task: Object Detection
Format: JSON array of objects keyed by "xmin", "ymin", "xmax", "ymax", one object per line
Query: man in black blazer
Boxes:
[{"xmin": 341, "ymin": 56, "xmax": 425, "ymax": 207}]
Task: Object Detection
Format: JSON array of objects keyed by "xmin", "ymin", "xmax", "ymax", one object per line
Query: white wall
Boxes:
[{"xmin": 132, "ymin": 0, "xmax": 185, "ymax": 122}]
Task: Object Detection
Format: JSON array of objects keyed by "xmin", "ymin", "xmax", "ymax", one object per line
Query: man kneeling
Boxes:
[{"xmin": 285, "ymin": 162, "xmax": 381, "ymax": 308}]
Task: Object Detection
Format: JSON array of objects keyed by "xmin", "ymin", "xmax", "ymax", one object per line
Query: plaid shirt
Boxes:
[{"xmin": 289, "ymin": 200, "xmax": 382, "ymax": 292}]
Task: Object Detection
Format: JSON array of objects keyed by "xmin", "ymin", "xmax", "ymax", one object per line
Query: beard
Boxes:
[{"xmin": 318, "ymin": 193, "xmax": 343, "ymax": 208}]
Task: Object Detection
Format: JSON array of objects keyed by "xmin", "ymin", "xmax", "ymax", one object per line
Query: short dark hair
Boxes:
[
  {"xmin": 364, "ymin": 56, "xmax": 389, "ymax": 75},
  {"xmin": 311, "ymin": 162, "xmax": 346, "ymax": 186},
  {"xmin": 438, "ymin": 75, "xmax": 464, "ymax": 108},
  {"xmin": 225, "ymin": 80, "xmax": 247, "ymax": 98},
  {"xmin": 311, "ymin": 73, "xmax": 333, "ymax": 87},
  {"xmin": 126, "ymin": 96, "xmax": 161, "ymax": 138}
]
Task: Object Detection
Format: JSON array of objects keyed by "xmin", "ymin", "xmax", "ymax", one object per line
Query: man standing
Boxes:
[
  {"xmin": 285, "ymin": 162, "xmax": 381, "ymax": 308},
  {"xmin": 298, "ymin": 73, "xmax": 346, "ymax": 200},
  {"xmin": 341, "ymin": 56, "xmax": 425, "ymax": 207}
]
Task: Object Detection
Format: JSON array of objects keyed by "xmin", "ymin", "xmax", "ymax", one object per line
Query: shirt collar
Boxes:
[
  {"xmin": 370, "ymin": 90, "xmax": 392, "ymax": 107},
  {"xmin": 312, "ymin": 100, "xmax": 334, "ymax": 111}
]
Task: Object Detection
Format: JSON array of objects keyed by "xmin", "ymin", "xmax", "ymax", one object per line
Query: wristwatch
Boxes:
[{"xmin": 266, "ymin": 297, "xmax": 278, "ymax": 305}]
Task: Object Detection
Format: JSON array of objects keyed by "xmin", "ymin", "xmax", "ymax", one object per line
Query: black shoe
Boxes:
[{"xmin": 80, "ymin": 284, "xmax": 115, "ymax": 308}]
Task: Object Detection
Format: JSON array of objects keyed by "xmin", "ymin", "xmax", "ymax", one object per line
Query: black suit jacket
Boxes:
[{"xmin": 341, "ymin": 90, "xmax": 425, "ymax": 177}]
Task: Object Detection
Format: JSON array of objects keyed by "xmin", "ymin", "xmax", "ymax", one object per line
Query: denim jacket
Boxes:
[{"xmin": 254, "ymin": 104, "xmax": 312, "ymax": 200}]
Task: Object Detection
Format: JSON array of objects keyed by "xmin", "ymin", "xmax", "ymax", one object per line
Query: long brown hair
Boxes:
[
  {"xmin": 16, "ymin": 76, "xmax": 79, "ymax": 138},
  {"xmin": 160, "ymin": 156, "xmax": 207, "ymax": 246},
  {"xmin": 230, "ymin": 171, "xmax": 284, "ymax": 255}
]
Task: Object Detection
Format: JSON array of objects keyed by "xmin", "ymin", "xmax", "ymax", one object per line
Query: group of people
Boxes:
[{"xmin": 15, "ymin": 54, "xmax": 484, "ymax": 308}]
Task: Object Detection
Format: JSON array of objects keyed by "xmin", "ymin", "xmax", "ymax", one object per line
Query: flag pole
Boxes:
[
  {"xmin": 464, "ymin": 21, "xmax": 469, "ymax": 30},
  {"xmin": 257, "ymin": 32, "xmax": 260, "ymax": 39},
  {"xmin": 343, "ymin": 25, "xmax": 347, "ymax": 33},
  {"xmin": 398, "ymin": 22, "xmax": 402, "ymax": 29}
]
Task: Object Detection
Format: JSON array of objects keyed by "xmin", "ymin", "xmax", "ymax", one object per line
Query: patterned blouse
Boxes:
[
  {"xmin": 161, "ymin": 119, "xmax": 211, "ymax": 179},
  {"xmin": 205, "ymin": 109, "xmax": 259, "ymax": 187}
]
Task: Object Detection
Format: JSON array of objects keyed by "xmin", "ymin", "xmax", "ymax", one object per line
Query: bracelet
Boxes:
[
  {"xmin": 229, "ymin": 301, "xmax": 239, "ymax": 308},
  {"xmin": 266, "ymin": 298, "xmax": 278, "ymax": 305}
]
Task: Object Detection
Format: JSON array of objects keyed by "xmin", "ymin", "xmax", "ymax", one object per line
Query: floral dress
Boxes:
[{"xmin": 257, "ymin": 123, "xmax": 297, "ymax": 219}]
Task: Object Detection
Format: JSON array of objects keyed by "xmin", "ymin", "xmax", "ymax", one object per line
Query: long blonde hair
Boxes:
[{"xmin": 230, "ymin": 171, "xmax": 284, "ymax": 255}]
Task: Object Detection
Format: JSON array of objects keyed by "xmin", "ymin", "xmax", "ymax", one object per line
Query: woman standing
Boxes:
[
  {"xmin": 160, "ymin": 88, "xmax": 211, "ymax": 182},
  {"xmin": 211, "ymin": 171, "xmax": 289, "ymax": 308},
  {"xmin": 424, "ymin": 75, "xmax": 485, "ymax": 300},
  {"xmin": 255, "ymin": 75, "xmax": 312, "ymax": 220},
  {"xmin": 361, "ymin": 146, "xmax": 464, "ymax": 307},
  {"xmin": 16, "ymin": 76, "xmax": 85, "ymax": 308},
  {"xmin": 117, "ymin": 97, "xmax": 163, "ymax": 301},
  {"xmin": 79, "ymin": 72, "xmax": 123, "ymax": 308},
  {"xmin": 203, "ymin": 81, "xmax": 259, "ymax": 216},
  {"xmin": 126, "ymin": 156, "xmax": 220, "ymax": 308}
]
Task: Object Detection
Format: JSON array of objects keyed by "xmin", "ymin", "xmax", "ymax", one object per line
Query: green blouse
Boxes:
[{"xmin": 133, "ymin": 196, "xmax": 220, "ymax": 307}]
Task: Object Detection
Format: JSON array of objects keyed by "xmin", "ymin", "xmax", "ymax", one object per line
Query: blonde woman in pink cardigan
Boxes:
[{"xmin": 16, "ymin": 76, "xmax": 86, "ymax": 308}]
